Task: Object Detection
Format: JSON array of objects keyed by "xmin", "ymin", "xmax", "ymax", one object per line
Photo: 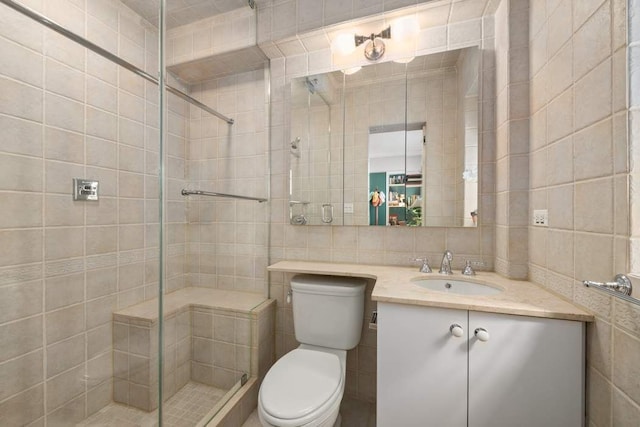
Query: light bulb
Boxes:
[
  {"xmin": 331, "ymin": 33, "xmax": 356, "ymax": 56},
  {"xmin": 391, "ymin": 16, "xmax": 420, "ymax": 42}
]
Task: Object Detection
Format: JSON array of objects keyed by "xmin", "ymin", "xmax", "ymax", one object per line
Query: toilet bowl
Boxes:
[
  {"xmin": 257, "ymin": 274, "xmax": 366, "ymax": 427},
  {"xmin": 258, "ymin": 345, "xmax": 346, "ymax": 427}
]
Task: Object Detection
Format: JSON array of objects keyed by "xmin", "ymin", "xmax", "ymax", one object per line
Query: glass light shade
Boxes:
[
  {"xmin": 342, "ymin": 66, "xmax": 362, "ymax": 75},
  {"xmin": 394, "ymin": 56, "xmax": 415, "ymax": 64},
  {"xmin": 331, "ymin": 33, "xmax": 356, "ymax": 56},
  {"xmin": 391, "ymin": 16, "xmax": 420, "ymax": 42}
]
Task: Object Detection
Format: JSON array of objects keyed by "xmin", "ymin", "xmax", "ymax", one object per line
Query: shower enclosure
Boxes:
[{"xmin": 0, "ymin": 0, "xmax": 271, "ymax": 425}]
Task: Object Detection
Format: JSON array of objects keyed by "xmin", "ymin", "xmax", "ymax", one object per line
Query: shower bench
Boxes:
[{"xmin": 111, "ymin": 287, "xmax": 274, "ymax": 412}]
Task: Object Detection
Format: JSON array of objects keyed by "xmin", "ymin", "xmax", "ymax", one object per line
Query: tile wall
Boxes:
[
  {"xmin": 526, "ymin": 0, "xmax": 640, "ymax": 424},
  {"xmin": 113, "ymin": 308, "xmax": 191, "ymax": 411},
  {"xmin": 493, "ymin": 0, "xmax": 530, "ymax": 279},
  {"xmin": 186, "ymin": 69, "xmax": 270, "ymax": 295},
  {"xmin": 0, "ymin": 0, "xmax": 188, "ymax": 424}
]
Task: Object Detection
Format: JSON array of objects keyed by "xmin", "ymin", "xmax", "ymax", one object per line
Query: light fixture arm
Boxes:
[
  {"xmin": 354, "ymin": 26, "xmax": 391, "ymax": 61},
  {"xmin": 354, "ymin": 26, "xmax": 391, "ymax": 47}
]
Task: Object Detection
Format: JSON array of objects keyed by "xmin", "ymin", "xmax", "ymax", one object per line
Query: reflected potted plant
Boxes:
[{"xmin": 407, "ymin": 206, "xmax": 422, "ymax": 226}]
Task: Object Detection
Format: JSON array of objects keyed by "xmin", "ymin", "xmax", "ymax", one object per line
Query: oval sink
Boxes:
[{"xmin": 411, "ymin": 278, "xmax": 503, "ymax": 296}]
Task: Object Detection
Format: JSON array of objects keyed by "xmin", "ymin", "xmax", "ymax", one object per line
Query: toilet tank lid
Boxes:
[{"xmin": 291, "ymin": 274, "xmax": 366, "ymax": 296}]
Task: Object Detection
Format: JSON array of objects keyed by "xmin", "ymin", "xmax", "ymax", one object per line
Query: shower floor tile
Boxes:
[{"xmin": 79, "ymin": 381, "xmax": 226, "ymax": 427}]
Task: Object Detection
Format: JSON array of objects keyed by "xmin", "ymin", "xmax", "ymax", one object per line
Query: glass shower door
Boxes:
[{"xmin": 0, "ymin": 0, "xmax": 165, "ymax": 425}]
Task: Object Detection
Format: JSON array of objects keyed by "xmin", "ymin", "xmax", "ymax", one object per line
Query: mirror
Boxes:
[{"xmin": 289, "ymin": 46, "xmax": 480, "ymax": 227}]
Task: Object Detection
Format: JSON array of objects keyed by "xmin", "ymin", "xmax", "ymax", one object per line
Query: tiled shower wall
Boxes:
[
  {"xmin": 0, "ymin": 0, "xmax": 188, "ymax": 424},
  {"xmin": 526, "ymin": 0, "xmax": 640, "ymax": 424},
  {"xmin": 186, "ymin": 69, "xmax": 270, "ymax": 294}
]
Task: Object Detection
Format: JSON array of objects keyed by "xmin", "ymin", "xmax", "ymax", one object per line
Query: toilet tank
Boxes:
[{"xmin": 291, "ymin": 274, "xmax": 366, "ymax": 350}]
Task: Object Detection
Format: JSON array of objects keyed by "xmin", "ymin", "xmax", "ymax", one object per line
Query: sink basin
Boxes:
[{"xmin": 411, "ymin": 278, "xmax": 503, "ymax": 296}]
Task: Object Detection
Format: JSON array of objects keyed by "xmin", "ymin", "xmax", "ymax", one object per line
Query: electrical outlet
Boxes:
[
  {"xmin": 533, "ymin": 209, "xmax": 548, "ymax": 226},
  {"xmin": 344, "ymin": 203, "xmax": 354, "ymax": 214}
]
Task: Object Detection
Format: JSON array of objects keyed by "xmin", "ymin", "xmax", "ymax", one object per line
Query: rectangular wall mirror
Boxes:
[{"xmin": 289, "ymin": 46, "xmax": 480, "ymax": 227}]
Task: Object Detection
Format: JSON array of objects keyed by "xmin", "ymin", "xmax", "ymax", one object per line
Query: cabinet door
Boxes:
[
  {"xmin": 468, "ymin": 311, "xmax": 584, "ymax": 427},
  {"xmin": 377, "ymin": 303, "xmax": 467, "ymax": 427}
]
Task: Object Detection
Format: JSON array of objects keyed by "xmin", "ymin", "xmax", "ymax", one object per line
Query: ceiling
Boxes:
[{"xmin": 120, "ymin": 0, "xmax": 251, "ymax": 29}]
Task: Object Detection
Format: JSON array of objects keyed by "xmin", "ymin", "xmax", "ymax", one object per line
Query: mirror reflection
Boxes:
[{"xmin": 289, "ymin": 46, "xmax": 480, "ymax": 227}]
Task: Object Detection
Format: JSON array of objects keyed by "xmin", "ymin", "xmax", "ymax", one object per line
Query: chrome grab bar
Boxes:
[{"xmin": 181, "ymin": 189, "xmax": 267, "ymax": 203}]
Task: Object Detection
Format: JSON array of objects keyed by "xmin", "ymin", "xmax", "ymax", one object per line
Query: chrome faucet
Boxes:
[
  {"xmin": 413, "ymin": 257, "xmax": 432, "ymax": 273},
  {"xmin": 439, "ymin": 250, "xmax": 453, "ymax": 275}
]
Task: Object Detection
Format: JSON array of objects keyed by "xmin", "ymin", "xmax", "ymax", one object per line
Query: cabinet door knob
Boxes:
[
  {"xmin": 449, "ymin": 324, "xmax": 464, "ymax": 337},
  {"xmin": 474, "ymin": 327, "xmax": 490, "ymax": 342}
]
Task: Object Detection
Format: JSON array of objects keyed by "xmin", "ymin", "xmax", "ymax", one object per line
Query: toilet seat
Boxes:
[{"xmin": 259, "ymin": 348, "xmax": 343, "ymax": 426}]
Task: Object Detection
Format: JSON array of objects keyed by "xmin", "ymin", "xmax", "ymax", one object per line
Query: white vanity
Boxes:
[
  {"xmin": 378, "ymin": 304, "xmax": 584, "ymax": 426},
  {"xmin": 268, "ymin": 261, "xmax": 592, "ymax": 427}
]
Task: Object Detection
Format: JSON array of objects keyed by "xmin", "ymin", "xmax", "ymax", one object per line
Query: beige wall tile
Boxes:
[
  {"xmin": 548, "ymin": 184, "xmax": 573, "ymax": 229},
  {"xmin": 45, "ymin": 273, "xmax": 84, "ymax": 312},
  {"xmin": 0, "ymin": 230, "xmax": 43, "ymax": 267},
  {"xmin": 45, "ymin": 364, "xmax": 84, "ymax": 412},
  {"xmin": 546, "ymin": 230, "xmax": 574, "ymax": 277},
  {"xmin": 45, "ymin": 303, "xmax": 84, "ymax": 345},
  {"xmin": 0, "ymin": 385, "xmax": 44, "ymax": 426},
  {"xmin": 588, "ymin": 367, "xmax": 612, "ymax": 427},
  {"xmin": 575, "ymin": 58, "xmax": 612, "ymax": 131},
  {"xmin": 0, "ymin": 76, "xmax": 43, "ymax": 122},
  {"xmin": 87, "ymin": 323, "xmax": 111, "ymax": 360},
  {"xmin": 44, "ymin": 227, "xmax": 84, "ymax": 261},
  {"xmin": 0, "ymin": 349, "xmax": 43, "ymax": 401},
  {"xmin": 573, "ymin": 2, "xmax": 610, "ymax": 81},
  {"xmin": 575, "ymin": 178, "xmax": 613, "ymax": 233},
  {"xmin": 546, "ymin": 137, "xmax": 574, "ymax": 186},
  {"xmin": 0, "ymin": 154, "xmax": 42, "ymax": 192},
  {"xmin": 613, "ymin": 330, "xmax": 640, "ymax": 406},
  {"xmin": 574, "ymin": 119, "xmax": 613, "ymax": 180},
  {"xmin": 0, "ymin": 193, "xmax": 42, "ymax": 229},
  {"xmin": 46, "ymin": 335, "xmax": 84, "ymax": 379},
  {"xmin": 612, "ymin": 387, "xmax": 640, "ymax": 427}
]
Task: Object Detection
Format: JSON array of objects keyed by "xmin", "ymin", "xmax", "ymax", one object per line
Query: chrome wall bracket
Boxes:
[
  {"xmin": 583, "ymin": 274, "xmax": 640, "ymax": 307},
  {"xmin": 583, "ymin": 274, "xmax": 633, "ymax": 296}
]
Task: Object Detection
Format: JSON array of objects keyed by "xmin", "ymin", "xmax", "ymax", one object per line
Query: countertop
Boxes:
[{"xmin": 268, "ymin": 261, "xmax": 593, "ymax": 322}]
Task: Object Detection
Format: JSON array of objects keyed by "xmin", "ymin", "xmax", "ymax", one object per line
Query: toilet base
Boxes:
[{"xmin": 258, "ymin": 410, "xmax": 341, "ymax": 427}]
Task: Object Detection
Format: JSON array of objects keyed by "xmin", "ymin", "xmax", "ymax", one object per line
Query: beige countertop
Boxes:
[{"xmin": 268, "ymin": 261, "xmax": 593, "ymax": 322}]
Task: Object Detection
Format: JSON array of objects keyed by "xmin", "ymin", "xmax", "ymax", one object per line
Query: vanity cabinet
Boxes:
[{"xmin": 377, "ymin": 302, "xmax": 584, "ymax": 427}]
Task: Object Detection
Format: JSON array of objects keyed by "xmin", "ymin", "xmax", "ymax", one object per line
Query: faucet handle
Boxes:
[
  {"xmin": 412, "ymin": 257, "xmax": 432, "ymax": 273},
  {"xmin": 461, "ymin": 260, "xmax": 486, "ymax": 276}
]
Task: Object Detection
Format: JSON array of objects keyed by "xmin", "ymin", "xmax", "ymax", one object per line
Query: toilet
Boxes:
[{"xmin": 258, "ymin": 274, "xmax": 366, "ymax": 427}]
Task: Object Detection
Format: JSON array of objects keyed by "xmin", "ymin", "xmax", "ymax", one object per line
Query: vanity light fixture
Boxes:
[
  {"xmin": 331, "ymin": 16, "xmax": 420, "ymax": 62},
  {"xmin": 331, "ymin": 28, "xmax": 390, "ymax": 61},
  {"xmin": 341, "ymin": 66, "xmax": 362, "ymax": 75}
]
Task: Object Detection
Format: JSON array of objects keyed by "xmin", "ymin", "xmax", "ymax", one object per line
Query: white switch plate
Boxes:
[
  {"xmin": 344, "ymin": 203, "xmax": 354, "ymax": 214},
  {"xmin": 533, "ymin": 209, "xmax": 548, "ymax": 226}
]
